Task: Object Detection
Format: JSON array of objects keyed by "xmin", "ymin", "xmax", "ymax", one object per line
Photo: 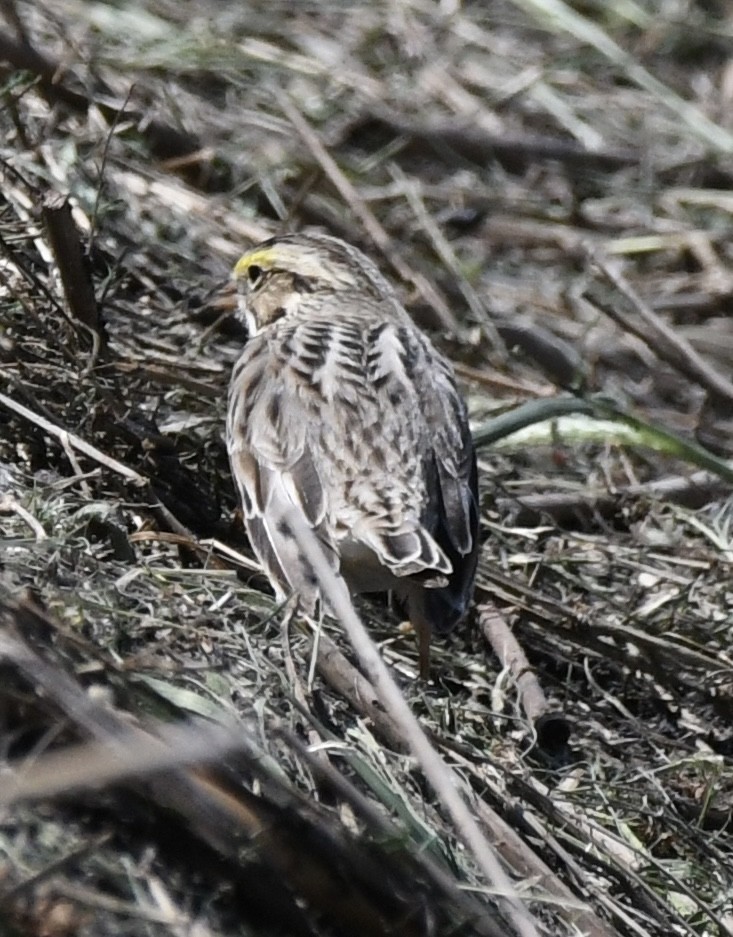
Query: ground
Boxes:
[{"xmin": 1, "ymin": 2, "xmax": 733, "ymax": 936}]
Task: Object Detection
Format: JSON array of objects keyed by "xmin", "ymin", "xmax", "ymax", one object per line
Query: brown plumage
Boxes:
[{"xmin": 226, "ymin": 232, "xmax": 478, "ymax": 676}]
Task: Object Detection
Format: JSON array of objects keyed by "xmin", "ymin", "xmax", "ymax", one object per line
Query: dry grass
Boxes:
[{"xmin": 1, "ymin": 1, "xmax": 733, "ymax": 935}]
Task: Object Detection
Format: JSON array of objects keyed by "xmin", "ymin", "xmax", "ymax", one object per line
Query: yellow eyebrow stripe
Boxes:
[{"xmin": 233, "ymin": 248, "xmax": 276, "ymax": 277}]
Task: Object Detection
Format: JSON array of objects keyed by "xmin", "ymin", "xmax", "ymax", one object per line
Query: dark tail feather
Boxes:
[{"xmin": 425, "ymin": 451, "xmax": 480, "ymax": 634}]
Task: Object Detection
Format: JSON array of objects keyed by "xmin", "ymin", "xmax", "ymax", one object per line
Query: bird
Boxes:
[{"xmin": 226, "ymin": 232, "xmax": 479, "ymax": 677}]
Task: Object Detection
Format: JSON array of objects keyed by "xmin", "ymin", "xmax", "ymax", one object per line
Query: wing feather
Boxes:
[
  {"xmin": 423, "ymin": 353, "xmax": 477, "ymax": 556},
  {"xmin": 397, "ymin": 330, "xmax": 479, "ymax": 629},
  {"xmin": 227, "ymin": 337, "xmax": 334, "ymax": 612},
  {"xmin": 379, "ymin": 324, "xmax": 477, "ymax": 557}
]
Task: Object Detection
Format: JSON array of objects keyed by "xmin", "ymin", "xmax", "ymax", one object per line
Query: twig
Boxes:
[
  {"xmin": 367, "ymin": 111, "xmax": 638, "ymax": 171},
  {"xmin": 89, "ymin": 84, "xmax": 134, "ymax": 257},
  {"xmin": 0, "ymin": 835, "xmax": 111, "ymax": 905},
  {"xmin": 309, "ymin": 609, "xmax": 618, "ymax": 936},
  {"xmin": 453, "ymin": 362, "xmax": 554, "ymax": 398},
  {"xmin": 584, "ymin": 252, "xmax": 733, "ymax": 405},
  {"xmin": 275, "ymin": 87, "xmax": 459, "ymax": 331},
  {"xmin": 496, "ymin": 320, "xmax": 586, "ymax": 391},
  {"xmin": 287, "ymin": 729, "xmax": 510, "ymax": 937},
  {"xmin": 478, "ymin": 603, "xmax": 570, "ymax": 753},
  {"xmin": 0, "ymin": 389, "xmax": 143, "ymax": 483},
  {"xmin": 0, "ymin": 492, "xmax": 46, "ymax": 539},
  {"xmin": 311, "ymin": 631, "xmax": 407, "ymax": 753},
  {"xmin": 497, "ymin": 468, "xmax": 732, "ymax": 526},
  {"xmin": 389, "ymin": 163, "xmax": 506, "ymax": 356},
  {"xmin": 280, "ymin": 606, "xmax": 329, "ymax": 768},
  {"xmin": 41, "ymin": 192, "xmax": 104, "ymax": 347},
  {"xmin": 58, "ymin": 430, "xmax": 92, "ymax": 498},
  {"xmin": 280, "ymin": 505, "xmax": 543, "ymax": 937},
  {"xmin": 0, "ymin": 389, "xmax": 205, "ymax": 543},
  {"xmin": 41, "ymin": 882, "xmax": 183, "ymax": 927}
]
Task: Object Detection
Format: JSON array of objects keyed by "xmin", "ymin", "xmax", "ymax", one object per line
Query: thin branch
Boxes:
[
  {"xmin": 0, "ymin": 388, "xmax": 204, "ymax": 542},
  {"xmin": 41, "ymin": 192, "xmax": 104, "ymax": 347},
  {"xmin": 0, "ymin": 389, "xmax": 144, "ymax": 483},
  {"xmin": 478, "ymin": 602, "xmax": 570, "ymax": 753},
  {"xmin": 584, "ymin": 251, "xmax": 733, "ymax": 405},
  {"xmin": 275, "ymin": 87, "xmax": 459, "ymax": 331},
  {"xmin": 281, "ymin": 505, "xmax": 543, "ymax": 937},
  {"xmin": 365, "ymin": 111, "xmax": 638, "ymax": 171},
  {"xmin": 497, "ymin": 468, "xmax": 732, "ymax": 526},
  {"xmin": 389, "ymin": 163, "xmax": 506, "ymax": 356}
]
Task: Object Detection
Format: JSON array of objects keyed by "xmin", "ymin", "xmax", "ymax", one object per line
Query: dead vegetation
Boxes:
[{"xmin": 1, "ymin": 1, "xmax": 732, "ymax": 935}]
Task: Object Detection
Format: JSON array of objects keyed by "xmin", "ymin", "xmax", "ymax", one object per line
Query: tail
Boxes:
[
  {"xmin": 424, "ymin": 452, "xmax": 480, "ymax": 634},
  {"xmin": 360, "ymin": 526, "xmax": 451, "ymax": 584}
]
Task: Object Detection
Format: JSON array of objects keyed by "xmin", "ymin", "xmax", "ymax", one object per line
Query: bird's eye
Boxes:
[{"xmin": 248, "ymin": 265, "xmax": 263, "ymax": 286}]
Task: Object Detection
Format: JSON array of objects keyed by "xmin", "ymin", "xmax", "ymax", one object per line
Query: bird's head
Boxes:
[{"xmin": 232, "ymin": 233, "xmax": 391, "ymax": 336}]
